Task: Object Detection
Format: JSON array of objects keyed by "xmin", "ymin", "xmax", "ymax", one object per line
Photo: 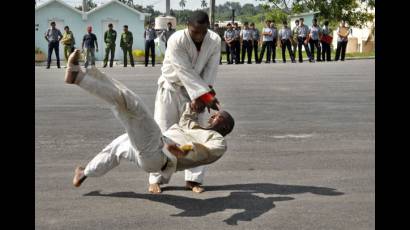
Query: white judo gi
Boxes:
[
  {"xmin": 78, "ymin": 67, "xmax": 227, "ymax": 181},
  {"xmin": 151, "ymin": 28, "xmax": 222, "ymax": 185}
]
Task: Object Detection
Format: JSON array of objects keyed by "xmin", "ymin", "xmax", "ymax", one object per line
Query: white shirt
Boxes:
[
  {"xmin": 262, "ymin": 27, "xmax": 273, "ymax": 41},
  {"xmin": 159, "ymin": 29, "xmax": 221, "ymax": 100},
  {"xmin": 240, "ymin": 29, "xmax": 253, "ymax": 41},
  {"xmin": 309, "ymin": 26, "xmax": 321, "ymax": 40},
  {"xmin": 279, "ymin": 27, "xmax": 292, "ymax": 40}
]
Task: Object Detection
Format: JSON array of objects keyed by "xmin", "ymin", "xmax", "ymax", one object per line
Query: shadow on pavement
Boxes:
[{"xmin": 84, "ymin": 183, "xmax": 343, "ymax": 225}]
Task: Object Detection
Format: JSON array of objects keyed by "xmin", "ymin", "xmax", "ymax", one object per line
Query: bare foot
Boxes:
[
  {"xmin": 186, "ymin": 181, "xmax": 205, "ymax": 193},
  {"xmin": 148, "ymin": 183, "xmax": 162, "ymax": 194},
  {"xmin": 65, "ymin": 49, "xmax": 84, "ymax": 84},
  {"xmin": 73, "ymin": 166, "xmax": 86, "ymax": 187}
]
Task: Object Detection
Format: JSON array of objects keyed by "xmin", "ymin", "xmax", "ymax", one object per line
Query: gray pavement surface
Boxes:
[{"xmin": 35, "ymin": 60, "xmax": 375, "ymax": 230}]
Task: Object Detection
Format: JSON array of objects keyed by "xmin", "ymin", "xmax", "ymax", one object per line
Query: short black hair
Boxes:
[
  {"xmin": 313, "ymin": 18, "xmax": 317, "ymax": 22},
  {"xmin": 234, "ymin": 22, "xmax": 238, "ymax": 26},
  {"xmin": 188, "ymin": 10, "xmax": 210, "ymax": 26},
  {"xmin": 218, "ymin": 111, "xmax": 235, "ymax": 136},
  {"xmin": 324, "ymin": 20, "xmax": 329, "ymax": 26},
  {"xmin": 244, "ymin": 22, "xmax": 249, "ymax": 26},
  {"xmin": 108, "ymin": 23, "xmax": 113, "ymax": 27},
  {"xmin": 250, "ymin": 22, "xmax": 255, "ymax": 26},
  {"xmin": 50, "ymin": 21, "xmax": 56, "ymax": 25},
  {"xmin": 167, "ymin": 22, "xmax": 172, "ymax": 25},
  {"xmin": 283, "ymin": 20, "xmax": 287, "ymax": 25},
  {"xmin": 295, "ymin": 20, "xmax": 299, "ymax": 23},
  {"xmin": 299, "ymin": 18, "xmax": 304, "ymax": 21},
  {"xmin": 123, "ymin": 25, "xmax": 128, "ymax": 28},
  {"xmin": 227, "ymin": 23, "xmax": 232, "ymax": 26},
  {"xmin": 64, "ymin": 26, "xmax": 69, "ymax": 30}
]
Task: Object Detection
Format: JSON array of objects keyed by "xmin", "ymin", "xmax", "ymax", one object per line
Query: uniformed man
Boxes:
[
  {"xmin": 335, "ymin": 20, "xmax": 350, "ymax": 61},
  {"xmin": 297, "ymin": 18, "xmax": 313, "ymax": 63},
  {"xmin": 144, "ymin": 22, "xmax": 157, "ymax": 67},
  {"xmin": 44, "ymin": 21, "xmax": 63, "ymax": 69},
  {"xmin": 240, "ymin": 22, "xmax": 253, "ymax": 64},
  {"xmin": 224, "ymin": 23, "xmax": 235, "ymax": 64},
  {"xmin": 321, "ymin": 20, "xmax": 333, "ymax": 62},
  {"xmin": 233, "ymin": 22, "xmax": 241, "ymax": 64},
  {"xmin": 160, "ymin": 22, "xmax": 176, "ymax": 49},
  {"xmin": 291, "ymin": 20, "xmax": 299, "ymax": 57},
  {"xmin": 278, "ymin": 20, "xmax": 296, "ymax": 63},
  {"xmin": 249, "ymin": 22, "xmax": 260, "ymax": 64},
  {"xmin": 61, "ymin": 26, "xmax": 75, "ymax": 66},
  {"xmin": 81, "ymin": 26, "xmax": 99, "ymax": 68},
  {"xmin": 308, "ymin": 18, "xmax": 322, "ymax": 62},
  {"xmin": 259, "ymin": 20, "xmax": 273, "ymax": 63},
  {"xmin": 270, "ymin": 21, "xmax": 278, "ymax": 63},
  {"xmin": 120, "ymin": 25, "xmax": 134, "ymax": 67},
  {"xmin": 103, "ymin": 23, "xmax": 117, "ymax": 68}
]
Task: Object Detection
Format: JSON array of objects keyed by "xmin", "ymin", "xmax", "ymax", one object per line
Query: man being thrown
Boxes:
[{"xmin": 64, "ymin": 50, "xmax": 235, "ymax": 189}]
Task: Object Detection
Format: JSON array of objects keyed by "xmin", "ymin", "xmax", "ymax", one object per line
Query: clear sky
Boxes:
[{"xmin": 37, "ymin": 0, "xmax": 262, "ymax": 13}]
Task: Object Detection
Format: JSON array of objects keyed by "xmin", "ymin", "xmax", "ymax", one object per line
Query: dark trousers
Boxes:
[
  {"xmin": 145, "ymin": 40, "xmax": 155, "ymax": 66},
  {"xmin": 122, "ymin": 46, "xmax": 134, "ymax": 67},
  {"xmin": 309, "ymin": 39, "xmax": 321, "ymax": 61},
  {"xmin": 233, "ymin": 41, "xmax": 240, "ymax": 63},
  {"xmin": 259, "ymin": 41, "xmax": 273, "ymax": 63},
  {"xmin": 104, "ymin": 45, "xmax": 115, "ymax": 67},
  {"xmin": 47, "ymin": 41, "xmax": 60, "ymax": 68},
  {"xmin": 281, "ymin": 39, "xmax": 295, "ymax": 62},
  {"xmin": 321, "ymin": 41, "xmax": 332, "ymax": 61},
  {"xmin": 335, "ymin": 40, "xmax": 348, "ymax": 61},
  {"xmin": 271, "ymin": 39, "xmax": 277, "ymax": 62},
  {"xmin": 297, "ymin": 37, "xmax": 312, "ymax": 62},
  {"xmin": 241, "ymin": 40, "xmax": 253, "ymax": 64},
  {"xmin": 253, "ymin": 40, "xmax": 259, "ymax": 63},
  {"xmin": 226, "ymin": 43, "xmax": 235, "ymax": 64}
]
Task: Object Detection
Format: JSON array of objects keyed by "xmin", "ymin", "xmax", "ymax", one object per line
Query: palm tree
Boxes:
[
  {"xmin": 179, "ymin": 0, "xmax": 186, "ymax": 10},
  {"xmin": 201, "ymin": 0, "xmax": 207, "ymax": 8}
]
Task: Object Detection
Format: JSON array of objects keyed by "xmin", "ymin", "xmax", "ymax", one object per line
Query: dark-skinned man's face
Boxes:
[{"xmin": 188, "ymin": 23, "xmax": 208, "ymax": 43}]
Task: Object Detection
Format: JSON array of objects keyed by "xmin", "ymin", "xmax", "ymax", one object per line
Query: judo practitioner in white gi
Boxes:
[
  {"xmin": 151, "ymin": 11, "xmax": 222, "ymax": 194},
  {"xmin": 64, "ymin": 50, "xmax": 235, "ymax": 190}
]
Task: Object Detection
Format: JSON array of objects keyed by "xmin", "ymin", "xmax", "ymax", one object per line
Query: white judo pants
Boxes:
[
  {"xmin": 149, "ymin": 83, "xmax": 207, "ymax": 185},
  {"xmin": 77, "ymin": 67, "xmax": 168, "ymax": 177}
]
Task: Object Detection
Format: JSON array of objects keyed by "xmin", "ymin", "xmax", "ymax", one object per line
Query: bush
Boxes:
[
  {"xmin": 35, "ymin": 47, "xmax": 43, "ymax": 54},
  {"xmin": 133, "ymin": 49, "xmax": 145, "ymax": 57}
]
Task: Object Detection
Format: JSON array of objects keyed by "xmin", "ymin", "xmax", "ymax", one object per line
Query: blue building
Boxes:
[{"xmin": 35, "ymin": 0, "xmax": 150, "ymax": 61}]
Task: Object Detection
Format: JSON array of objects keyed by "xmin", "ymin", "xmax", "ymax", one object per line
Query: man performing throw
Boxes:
[
  {"xmin": 151, "ymin": 11, "xmax": 222, "ymax": 194},
  {"xmin": 64, "ymin": 50, "xmax": 235, "ymax": 189}
]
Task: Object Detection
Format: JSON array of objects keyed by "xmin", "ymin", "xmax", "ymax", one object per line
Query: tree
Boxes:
[
  {"xmin": 179, "ymin": 0, "xmax": 186, "ymax": 10},
  {"xmin": 118, "ymin": 0, "xmax": 134, "ymax": 7},
  {"xmin": 75, "ymin": 0, "xmax": 98, "ymax": 11},
  {"xmin": 259, "ymin": 0, "xmax": 375, "ymax": 27},
  {"xmin": 201, "ymin": 0, "xmax": 208, "ymax": 8}
]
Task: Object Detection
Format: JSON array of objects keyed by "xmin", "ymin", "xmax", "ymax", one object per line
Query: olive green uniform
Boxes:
[
  {"xmin": 103, "ymin": 29, "xmax": 117, "ymax": 67},
  {"xmin": 61, "ymin": 31, "xmax": 75, "ymax": 61},
  {"xmin": 120, "ymin": 31, "xmax": 134, "ymax": 67}
]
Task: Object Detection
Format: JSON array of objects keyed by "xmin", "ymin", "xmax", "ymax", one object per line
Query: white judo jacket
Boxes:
[
  {"xmin": 163, "ymin": 104, "xmax": 227, "ymax": 172},
  {"xmin": 158, "ymin": 29, "xmax": 222, "ymax": 100}
]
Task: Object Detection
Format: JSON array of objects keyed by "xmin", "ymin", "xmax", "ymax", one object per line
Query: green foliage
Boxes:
[
  {"xmin": 259, "ymin": 0, "xmax": 374, "ymax": 27},
  {"xmin": 35, "ymin": 47, "xmax": 43, "ymax": 54}
]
